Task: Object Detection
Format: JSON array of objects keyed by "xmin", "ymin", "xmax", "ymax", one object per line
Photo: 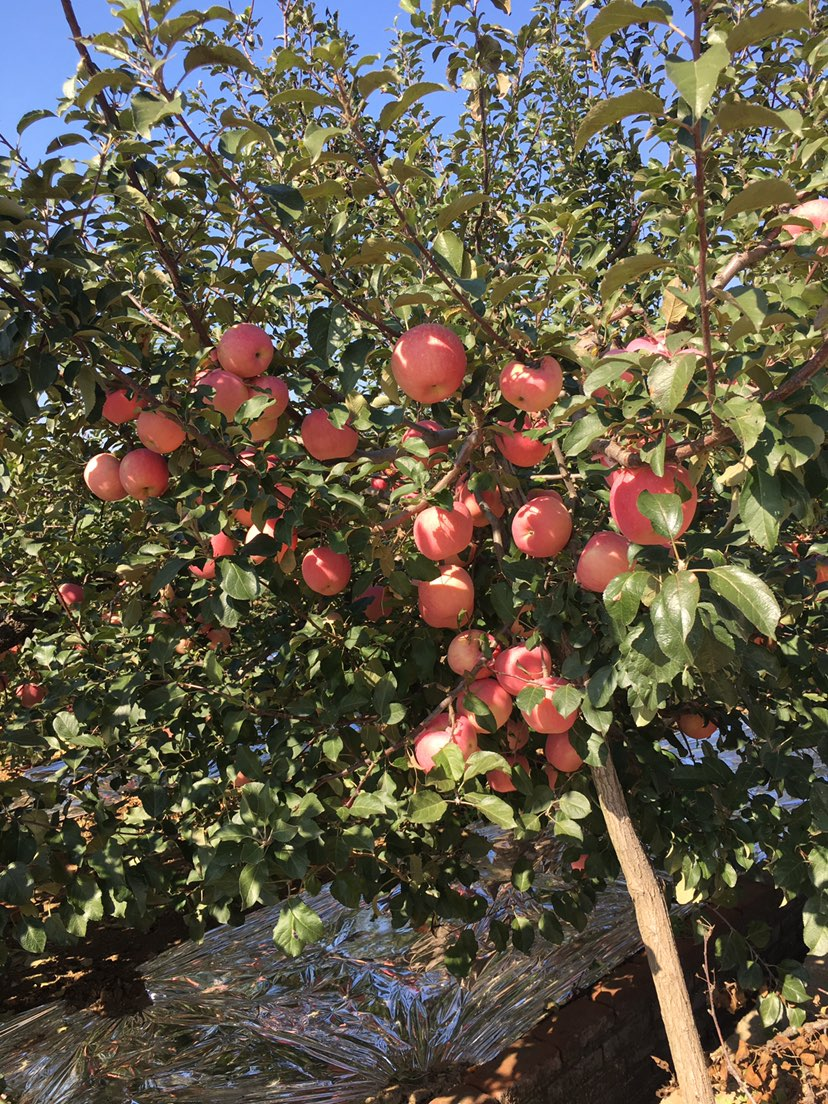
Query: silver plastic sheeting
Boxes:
[{"xmin": 0, "ymin": 830, "xmax": 644, "ymax": 1104}]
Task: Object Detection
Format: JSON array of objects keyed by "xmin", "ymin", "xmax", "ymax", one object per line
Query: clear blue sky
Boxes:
[{"xmin": 0, "ymin": 1, "xmax": 535, "ymax": 150}]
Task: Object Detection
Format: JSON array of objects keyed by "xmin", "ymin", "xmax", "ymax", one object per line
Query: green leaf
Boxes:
[
  {"xmin": 650, "ymin": 572, "xmax": 700, "ymax": 661},
  {"xmin": 759, "ymin": 992, "xmax": 784, "ymax": 1028},
  {"xmin": 708, "ymin": 566, "xmax": 781, "ymax": 638},
  {"xmin": 648, "ymin": 352, "xmax": 697, "ymax": 414},
  {"xmin": 716, "ymin": 102, "xmax": 799, "ymax": 137},
  {"xmin": 0, "ymin": 863, "xmax": 35, "ymax": 906},
  {"xmin": 781, "ymin": 974, "xmax": 809, "ymax": 1004},
  {"xmin": 432, "ymin": 230, "xmax": 466, "ymax": 276},
  {"xmin": 511, "ymin": 856, "xmax": 535, "ymax": 890},
  {"xmin": 272, "ymin": 899, "xmax": 325, "ymax": 957},
  {"xmin": 464, "ymin": 750, "xmax": 511, "ymax": 780},
  {"xmin": 516, "ymin": 684, "xmax": 546, "ymax": 712},
  {"xmin": 435, "ymin": 193, "xmax": 488, "ymax": 230},
  {"xmin": 727, "ymin": 5, "xmax": 810, "ymax": 52},
  {"xmin": 53, "ymin": 711, "xmax": 79, "ymax": 742},
  {"xmin": 261, "ymin": 183, "xmax": 305, "ymax": 225},
  {"xmin": 511, "ymin": 916, "xmax": 535, "ymax": 953},
  {"xmin": 240, "ymin": 862, "xmax": 266, "ymax": 909},
  {"xmin": 803, "ymin": 896, "xmax": 828, "ymax": 955},
  {"xmin": 601, "ymin": 253, "xmax": 667, "ymax": 299},
  {"xmin": 718, "ymin": 397, "xmax": 766, "ymax": 453},
  {"xmin": 665, "ymin": 43, "xmax": 730, "ymax": 119},
  {"xmin": 408, "ymin": 790, "xmax": 448, "ymax": 824},
  {"xmin": 220, "ymin": 560, "xmax": 260, "ymax": 601},
  {"xmin": 574, "ymin": 90, "xmax": 664, "ymax": 154},
  {"xmin": 586, "ymin": 0, "xmax": 669, "ymax": 48},
  {"xmin": 303, "ymin": 124, "xmax": 345, "ymax": 165},
  {"xmin": 559, "ymin": 791, "xmax": 591, "ymax": 820},
  {"xmin": 16, "ymin": 919, "xmax": 46, "ymax": 955},
  {"xmin": 563, "ymin": 412, "xmax": 605, "ymax": 456},
  {"xmin": 739, "ymin": 469, "xmax": 783, "ymax": 549},
  {"xmin": 464, "ymin": 791, "xmax": 517, "ymax": 828},
  {"xmin": 379, "ymin": 82, "xmax": 446, "ymax": 130},
  {"xmin": 637, "ymin": 490, "xmax": 684, "ymax": 541},
  {"xmin": 77, "ymin": 69, "xmax": 136, "ymax": 108},
  {"xmin": 128, "ymin": 92, "xmax": 182, "ymax": 137},
  {"xmin": 184, "ymin": 44, "xmax": 255, "ymax": 76}
]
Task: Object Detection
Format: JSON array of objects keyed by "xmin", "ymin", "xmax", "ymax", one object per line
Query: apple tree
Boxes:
[{"xmin": 1, "ymin": 1, "xmax": 827, "ymax": 1100}]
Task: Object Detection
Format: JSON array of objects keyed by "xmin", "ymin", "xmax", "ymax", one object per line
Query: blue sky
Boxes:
[{"xmin": 0, "ymin": 1, "xmax": 536, "ymax": 150}]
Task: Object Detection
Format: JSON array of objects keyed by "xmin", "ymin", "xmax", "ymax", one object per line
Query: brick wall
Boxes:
[{"xmin": 428, "ymin": 882, "xmax": 806, "ymax": 1104}]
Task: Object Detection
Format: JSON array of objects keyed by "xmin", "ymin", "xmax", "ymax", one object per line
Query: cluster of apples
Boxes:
[
  {"xmin": 413, "ymin": 635, "xmax": 585, "ymax": 793},
  {"xmin": 84, "ymin": 323, "xmax": 288, "ymax": 502}
]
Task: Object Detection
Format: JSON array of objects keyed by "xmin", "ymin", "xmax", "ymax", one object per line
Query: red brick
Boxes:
[
  {"xmin": 530, "ymin": 993, "xmax": 615, "ymax": 1056},
  {"xmin": 466, "ymin": 1033, "xmax": 563, "ymax": 1101},
  {"xmin": 428, "ymin": 1087, "xmax": 499, "ymax": 1104},
  {"xmin": 590, "ymin": 953, "xmax": 654, "ymax": 1017}
]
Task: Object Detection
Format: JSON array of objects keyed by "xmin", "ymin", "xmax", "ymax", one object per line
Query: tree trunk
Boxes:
[{"xmin": 591, "ymin": 750, "xmax": 715, "ymax": 1104}]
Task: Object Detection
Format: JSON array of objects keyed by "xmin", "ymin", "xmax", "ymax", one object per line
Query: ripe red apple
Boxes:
[
  {"xmin": 301, "ymin": 547, "xmax": 352, "ymax": 595},
  {"xmin": 487, "ymin": 753, "xmax": 530, "ymax": 793},
  {"xmin": 119, "ymin": 449, "xmax": 169, "ymax": 500},
  {"xmin": 16, "ymin": 683, "xmax": 45, "ymax": 708},
  {"xmin": 575, "ymin": 531, "xmax": 632, "ymax": 592},
  {"xmin": 399, "ymin": 419, "xmax": 448, "ymax": 468},
  {"xmin": 244, "ymin": 519, "xmax": 296, "ymax": 565},
  {"xmin": 248, "ymin": 375, "xmax": 289, "ymax": 442},
  {"xmin": 189, "ymin": 559, "xmax": 216, "ymax": 580},
  {"xmin": 413, "ymin": 712, "xmax": 479, "ymax": 771},
  {"xmin": 136, "ymin": 411, "xmax": 186, "ymax": 454},
  {"xmin": 677, "ymin": 712, "xmax": 717, "ymax": 740},
  {"xmin": 511, "ymin": 496, "xmax": 573, "ymax": 558},
  {"xmin": 458, "ymin": 679, "xmax": 513, "ymax": 731},
  {"xmin": 782, "ymin": 198, "xmax": 828, "ymax": 252},
  {"xmin": 390, "ymin": 323, "xmax": 467, "ymax": 403},
  {"xmin": 522, "ymin": 677, "xmax": 580, "ymax": 734},
  {"xmin": 505, "ymin": 717, "xmax": 530, "ymax": 751},
  {"xmin": 413, "ymin": 502, "xmax": 474, "ymax": 560},
  {"xmin": 301, "ymin": 409, "xmax": 359, "ymax": 460},
  {"xmin": 499, "ymin": 355, "xmax": 563, "ymax": 411},
  {"xmin": 816, "ymin": 559, "xmax": 828, "ymax": 585},
  {"xmin": 84, "ymin": 453, "xmax": 127, "ymax": 501},
  {"xmin": 494, "ymin": 419, "xmax": 551, "ymax": 467},
  {"xmin": 544, "ymin": 731, "xmax": 583, "ymax": 772},
  {"xmin": 609, "ymin": 463, "xmax": 697, "ymax": 546},
  {"xmin": 447, "ymin": 629, "xmax": 498, "ymax": 679},
  {"xmin": 102, "ymin": 389, "xmax": 143, "ymax": 424},
  {"xmin": 354, "ymin": 584, "xmax": 390, "ymax": 621},
  {"xmin": 371, "ymin": 477, "xmax": 389, "ymax": 491},
  {"xmin": 196, "ymin": 369, "xmax": 250, "ymax": 419},
  {"xmin": 455, "ymin": 480, "xmax": 505, "ymax": 528},
  {"xmin": 58, "ymin": 583, "xmax": 84, "ymax": 608},
  {"xmin": 494, "ymin": 644, "xmax": 552, "ymax": 696},
  {"xmin": 207, "ymin": 627, "xmax": 232, "ymax": 649},
  {"xmin": 418, "ymin": 565, "xmax": 474, "ymax": 628},
  {"xmin": 210, "ymin": 532, "xmax": 236, "ymax": 558},
  {"xmin": 217, "ymin": 323, "xmax": 274, "ymax": 378}
]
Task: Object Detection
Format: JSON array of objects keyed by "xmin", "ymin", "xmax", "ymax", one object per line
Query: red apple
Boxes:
[
  {"xmin": 458, "ymin": 679, "xmax": 514, "ymax": 732},
  {"xmin": 677, "ymin": 712, "xmax": 717, "ymax": 740},
  {"xmin": 499, "ymin": 355, "xmax": 563, "ymax": 412},
  {"xmin": 418, "ymin": 565, "xmax": 474, "ymax": 628},
  {"xmin": 494, "ymin": 419, "xmax": 551, "ymax": 467},
  {"xmin": 522, "ymin": 677, "xmax": 580, "ymax": 734},
  {"xmin": 58, "ymin": 583, "xmax": 84, "ymax": 608},
  {"xmin": 371, "ymin": 477, "xmax": 389, "ymax": 491},
  {"xmin": 455, "ymin": 480, "xmax": 505, "ymax": 528},
  {"xmin": 494, "ymin": 643, "xmax": 552, "ymax": 696},
  {"xmin": 84, "ymin": 453, "xmax": 126, "ymax": 501},
  {"xmin": 196, "ymin": 369, "xmax": 250, "ymax": 420},
  {"xmin": 102, "ymin": 389, "xmax": 143, "ymax": 424},
  {"xmin": 505, "ymin": 717, "xmax": 530, "ymax": 751},
  {"xmin": 511, "ymin": 495, "xmax": 573, "ymax": 558},
  {"xmin": 399, "ymin": 419, "xmax": 448, "ymax": 469},
  {"xmin": 354, "ymin": 584, "xmax": 390, "ymax": 621},
  {"xmin": 217, "ymin": 323, "xmax": 274, "ymax": 378},
  {"xmin": 447, "ymin": 629, "xmax": 498, "ymax": 679},
  {"xmin": 390, "ymin": 323, "xmax": 467, "ymax": 403},
  {"xmin": 16, "ymin": 683, "xmax": 45, "ymax": 708},
  {"xmin": 413, "ymin": 712, "xmax": 479, "ymax": 772},
  {"xmin": 782, "ymin": 198, "xmax": 828, "ymax": 252},
  {"xmin": 413, "ymin": 502, "xmax": 474, "ymax": 560},
  {"xmin": 244, "ymin": 519, "xmax": 295, "ymax": 565},
  {"xmin": 119, "ymin": 449, "xmax": 169, "ymax": 500},
  {"xmin": 301, "ymin": 546, "xmax": 352, "ymax": 595},
  {"xmin": 576, "ymin": 531, "xmax": 633, "ymax": 592},
  {"xmin": 189, "ymin": 559, "xmax": 216, "ymax": 580},
  {"xmin": 248, "ymin": 375, "xmax": 289, "ymax": 442},
  {"xmin": 544, "ymin": 731, "xmax": 583, "ymax": 772},
  {"xmin": 301, "ymin": 409, "xmax": 359, "ymax": 460},
  {"xmin": 210, "ymin": 532, "xmax": 236, "ymax": 558},
  {"xmin": 609, "ymin": 463, "xmax": 697, "ymax": 546},
  {"xmin": 136, "ymin": 411, "xmax": 186, "ymax": 454},
  {"xmin": 487, "ymin": 753, "xmax": 530, "ymax": 793}
]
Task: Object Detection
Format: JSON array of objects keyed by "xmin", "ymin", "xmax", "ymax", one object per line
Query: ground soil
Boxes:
[{"xmin": 0, "ymin": 911, "xmax": 188, "ymax": 1018}]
